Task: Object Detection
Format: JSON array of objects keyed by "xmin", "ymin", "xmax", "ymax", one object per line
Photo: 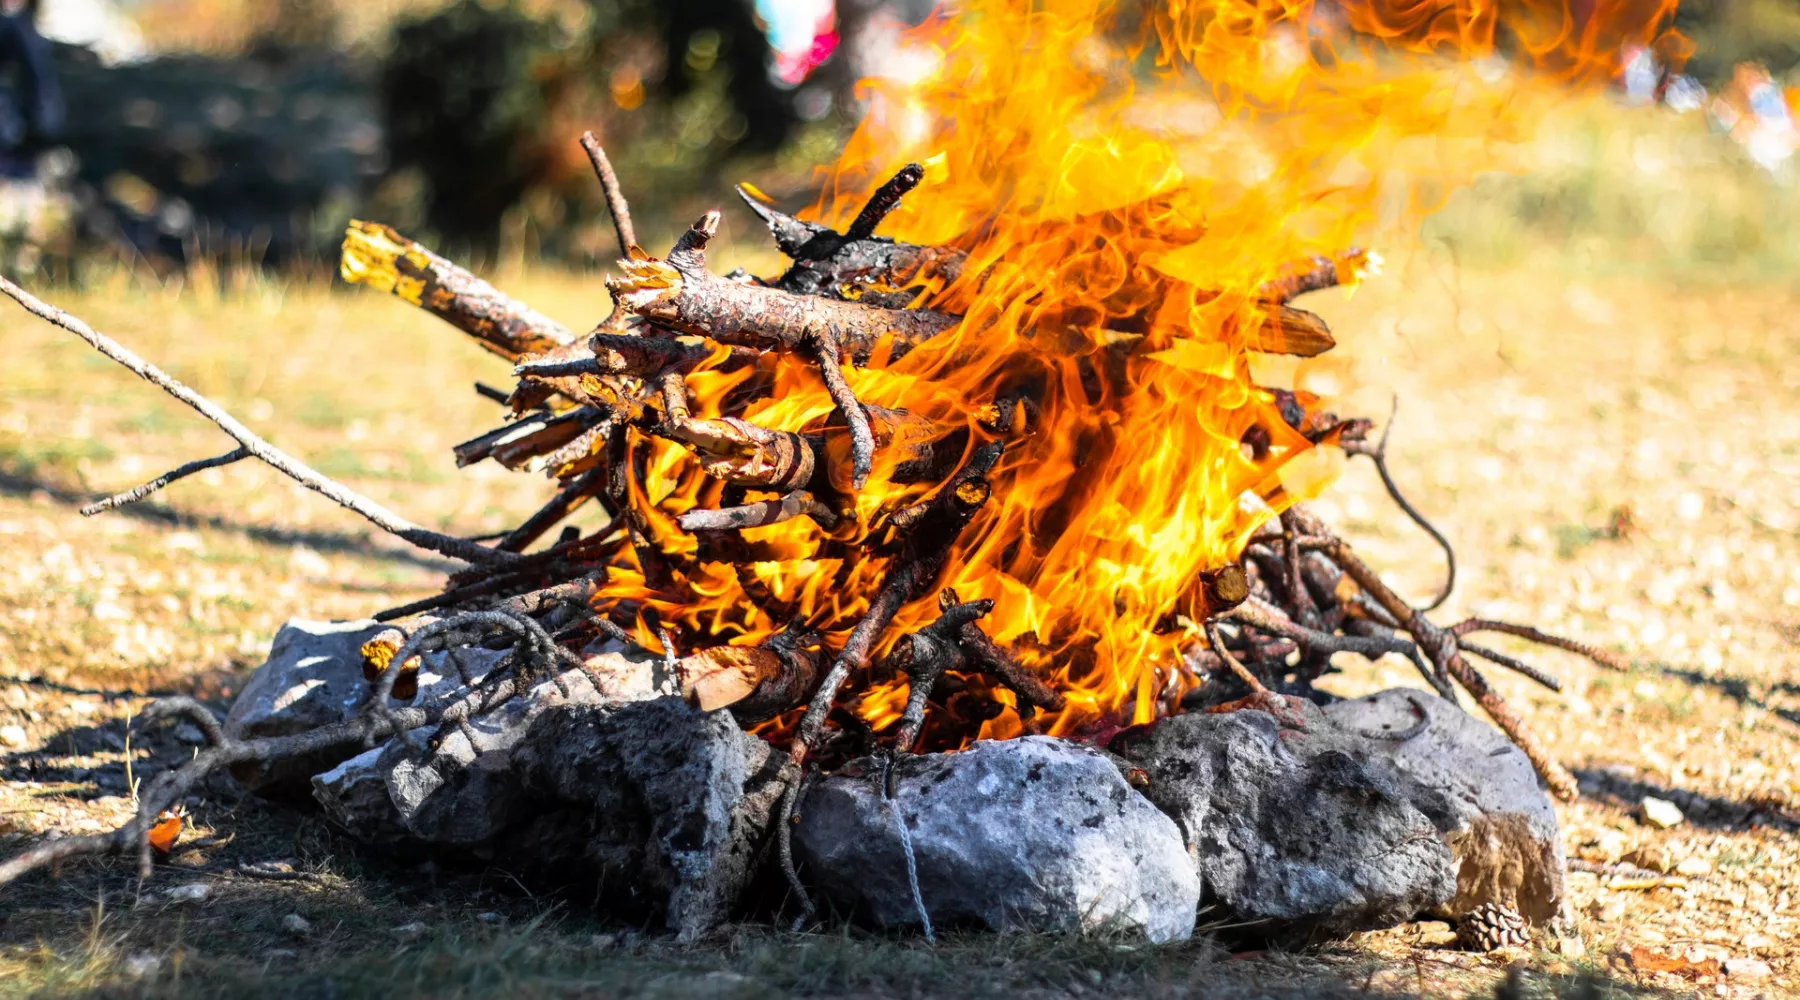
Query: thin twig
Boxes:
[
  {"xmin": 1460, "ymin": 641, "xmax": 1564, "ymax": 692},
  {"xmin": 80, "ymin": 447, "xmax": 250, "ymax": 515},
  {"xmin": 1204, "ymin": 620, "xmax": 1268, "ymax": 694},
  {"xmin": 580, "ymin": 130, "xmax": 636, "ymax": 256},
  {"xmin": 1342, "ymin": 397, "xmax": 1456, "ymax": 610},
  {"xmin": 0, "ymin": 276, "xmax": 513, "ymax": 566},
  {"xmin": 1450, "ymin": 618, "xmax": 1628, "ymax": 672}
]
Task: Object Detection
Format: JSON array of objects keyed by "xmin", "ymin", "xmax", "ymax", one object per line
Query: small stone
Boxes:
[
  {"xmin": 173, "ymin": 723, "xmax": 207, "ymax": 745},
  {"xmin": 0, "ymin": 725, "xmax": 24, "ymax": 749},
  {"xmin": 1641, "ymin": 796, "xmax": 1685, "ymax": 829},
  {"xmin": 392, "ymin": 921, "xmax": 427, "ymax": 940},
  {"xmin": 280, "ymin": 913, "xmax": 311, "ymax": 936},
  {"xmin": 1555, "ymin": 934, "xmax": 1588, "ymax": 959},
  {"xmin": 476, "ymin": 912, "xmax": 504, "ymax": 924},
  {"xmin": 1722, "ymin": 958, "xmax": 1772, "ymax": 982},
  {"xmin": 165, "ymin": 883, "xmax": 211, "ymax": 904},
  {"xmin": 122, "ymin": 953, "xmax": 162, "ymax": 979},
  {"xmin": 1626, "ymin": 845, "xmax": 1674, "ymax": 873},
  {"xmin": 590, "ymin": 933, "xmax": 618, "ymax": 953},
  {"xmin": 1674, "ymin": 856, "xmax": 1712, "ymax": 877},
  {"xmin": 266, "ymin": 949, "xmax": 298, "ymax": 960}
]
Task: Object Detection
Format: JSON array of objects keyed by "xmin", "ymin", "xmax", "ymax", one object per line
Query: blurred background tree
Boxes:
[{"xmin": 21, "ymin": 0, "xmax": 1800, "ymax": 275}]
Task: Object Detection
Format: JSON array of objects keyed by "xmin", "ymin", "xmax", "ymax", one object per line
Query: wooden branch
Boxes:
[
  {"xmin": 80, "ymin": 446, "xmax": 250, "ymax": 515},
  {"xmin": 1286, "ymin": 506, "xmax": 1578, "ymax": 800},
  {"xmin": 792, "ymin": 446, "xmax": 1000, "ymax": 766},
  {"xmin": 1449, "ymin": 618, "xmax": 1629, "ymax": 672},
  {"xmin": 0, "ymin": 276, "xmax": 513, "ymax": 567},
  {"xmin": 339, "ymin": 221, "xmax": 575, "ymax": 361},
  {"xmin": 1257, "ymin": 248, "xmax": 1380, "ymax": 304},
  {"xmin": 498, "ymin": 465, "xmax": 610, "ymax": 553},
  {"xmin": 891, "ymin": 593, "xmax": 994, "ymax": 750},
  {"xmin": 579, "ymin": 130, "xmax": 636, "ymax": 256},
  {"xmin": 656, "ymin": 372, "xmax": 818, "ymax": 491},
  {"xmin": 608, "ymin": 212, "xmax": 961, "ymax": 366},
  {"xmin": 675, "ymin": 626, "xmax": 822, "ymax": 724},
  {"xmin": 845, "ymin": 162, "xmax": 924, "ymax": 242},
  {"xmin": 675, "ymin": 490, "xmax": 838, "ymax": 533}
]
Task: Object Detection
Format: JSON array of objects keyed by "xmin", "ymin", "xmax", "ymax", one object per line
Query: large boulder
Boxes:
[
  {"xmin": 794, "ymin": 736, "xmax": 1201, "ymax": 943},
  {"xmin": 1317, "ymin": 689, "xmax": 1565, "ymax": 923},
  {"xmin": 1109, "ymin": 702, "xmax": 1457, "ymax": 936},
  {"xmin": 511, "ymin": 698, "xmax": 792, "ymax": 941}
]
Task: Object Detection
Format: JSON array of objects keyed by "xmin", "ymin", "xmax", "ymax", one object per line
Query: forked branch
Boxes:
[{"xmin": 0, "ymin": 276, "xmax": 515, "ymax": 567}]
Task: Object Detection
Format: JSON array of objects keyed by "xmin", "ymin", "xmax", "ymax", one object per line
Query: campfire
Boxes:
[{"xmin": 0, "ymin": 0, "xmax": 1679, "ymax": 945}]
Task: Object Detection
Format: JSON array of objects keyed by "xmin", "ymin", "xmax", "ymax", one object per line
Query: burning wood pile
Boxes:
[{"xmin": 0, "ymin": 0, "xmax": 1677, "ymax": 946}]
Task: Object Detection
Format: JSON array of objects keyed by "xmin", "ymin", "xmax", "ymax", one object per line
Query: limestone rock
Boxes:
[
  {"xmin": 794, "ymin": 736, "xmax": 1201, "ymax": 943},
  {"xmin": 1110, "ymin": 702, "xmax": 1457, "ymax": 936},
  {"xmin": 1319, "ymin": 689, "xmax": 1567, "ymax": 924},
  {"xmin": 511, "ymin": 697, "xmax": 791, "ymax": 941},
  {"xmin": 224, "ymin": 618, "xmax": 497, "ymax": 795}
]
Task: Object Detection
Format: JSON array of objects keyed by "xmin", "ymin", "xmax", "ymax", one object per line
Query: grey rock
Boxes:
[
  {"xmin": 224, "ymin": 618, "xmax": 500, "ymax": 795},
  {"xmin": 512, "ymin": 697, "xmax": 791, "ymax": 942},
  {"xmin": 1110, "ymin": 702, "xmax": 1456, "ymax": 935},
  {"xmin": 1318, "ymin": 689, "xmax": 1566, "ymax": 923},
  {"xmin": 794, "ymin": 736, "xmax": 1201, "ymax": 943},
  {"xmin": 311, "ymin": 659, "xmax": 627, "ymax": 845}
]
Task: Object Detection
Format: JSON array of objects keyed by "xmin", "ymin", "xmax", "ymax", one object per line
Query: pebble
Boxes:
[
  {"xmin": 280, "ymin": 913, "xmax": 312, "ymax": 937},
  {"xmin": 1674, "ymin": 856, "xmax": 1713, "ymax": 877},
  {"xmin": 165, "ymin": 883, "xmax": 211, "ymax": 904},
  {"xmin": 476, "ymin": 912, "xmax": 504, "ymax": 924},
  {"xmin": 1722, "ymin": 958, "xmax": 1772, "ymax": 982},
  {"xmin": 0, "ymin": 724, "xmax": 24, "ymax": 749},
  {"xmin": 392, "ymin": 922, "xmax": 427, "ymax": 940},
  {"xmin": 265, "ymin": 949, "xmax": 298, "ymax": 960},
  {"xmin": 1641, "ymin": 796, "xmax": 1685, "ymax": 829}
]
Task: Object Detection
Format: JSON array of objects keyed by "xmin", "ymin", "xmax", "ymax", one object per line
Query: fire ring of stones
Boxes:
[{"xmin": 0, "ymin": 131, "xmax": 1616, "ymax": 946}]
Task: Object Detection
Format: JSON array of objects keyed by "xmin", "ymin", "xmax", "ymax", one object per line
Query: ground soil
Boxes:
[{"xmin": 0, "ymin": 256, "xmax": 1794, "ymax": 998}]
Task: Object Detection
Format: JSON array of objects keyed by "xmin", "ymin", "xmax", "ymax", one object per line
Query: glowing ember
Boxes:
[{"xmin": 582, "ymin": 0, "xmax": 1683, "ymax": 750}]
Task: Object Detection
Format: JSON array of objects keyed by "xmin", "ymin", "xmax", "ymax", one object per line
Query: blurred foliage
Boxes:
[
  {"xmin": 1424, "ymin": 96, "xmax": 1800, "ymax": 283},
  {"xmin": 1674, "ymin": 0, "xmax": 1800, "ymax": 83}
]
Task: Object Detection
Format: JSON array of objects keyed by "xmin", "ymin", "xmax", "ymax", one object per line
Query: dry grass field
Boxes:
[{"xmin": 1, "ymin": 105, "xmax": 1798, "ymax": 997}]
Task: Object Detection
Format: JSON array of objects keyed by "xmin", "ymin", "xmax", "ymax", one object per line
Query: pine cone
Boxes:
[{"xmin": 1457, "ymin": 902, "xmax": 1531, "ymax": 952}]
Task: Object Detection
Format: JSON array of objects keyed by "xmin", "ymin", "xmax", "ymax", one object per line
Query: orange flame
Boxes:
[{"xmin": 594, "ymin": 0, "xmax": 1681, "ymax": 747}]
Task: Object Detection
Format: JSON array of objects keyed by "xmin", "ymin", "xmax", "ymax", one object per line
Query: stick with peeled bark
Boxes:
[
  {"xmin": 340, "ymin": 220, "xmax": 576, "ymax": 361},
  {"xmin": 0, "ymin": 276, "xmax": 513, "ymax": 566}
]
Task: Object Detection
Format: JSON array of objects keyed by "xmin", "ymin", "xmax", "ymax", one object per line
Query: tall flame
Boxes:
[{"xmin": 597, "ymin": 0, "xmax": 1680, "ymax": 747}]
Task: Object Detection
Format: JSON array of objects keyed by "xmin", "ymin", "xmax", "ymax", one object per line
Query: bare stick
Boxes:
[
  {"xmin": 1342, "ymin": 397, "xmax": 1456, "ymax": 611},
  {"xmin": 1290, "ymin": 514, "xmax": 1578, "ymax": 800},
  {"xmin": 0, "ymin": 276, "xmax": 514, "ymax": 566},
  {"xmin": 0, "ymin": 698, "xmax": 442, "ymax": 887},
  {"xmin": 845, "ymin": 162, "xmax": 924, "ymax": 242},
  {"xmin": 1205, "ymin": 620, "xmax": 1268, "ymax": 694},
  {"xmin": 580, "ymin": 130, "xmax": 637, "ymax": 256},
  {"xmin": 811, "ymin": 334, "xmax": 876, "ymax": 489},
  {"xmin": 676, "ymin": 491, "xmax": 839, "ymax": 533},
  {"xmin": 1450, "ymin": 618, "xmax": 1628, "ymax": 672},
  {"xmin": 80, "ymin": 447, "xmax": 249, "ymax": 515},
  {"xmin": 1460, "ymin": 641, "xmax": 1564, "ymax": 692}
]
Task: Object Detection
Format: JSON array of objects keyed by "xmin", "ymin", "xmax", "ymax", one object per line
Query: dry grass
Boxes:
[{"xmin": 3, "ymin": 118, "xmax": 1799, "ymax": 992}]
